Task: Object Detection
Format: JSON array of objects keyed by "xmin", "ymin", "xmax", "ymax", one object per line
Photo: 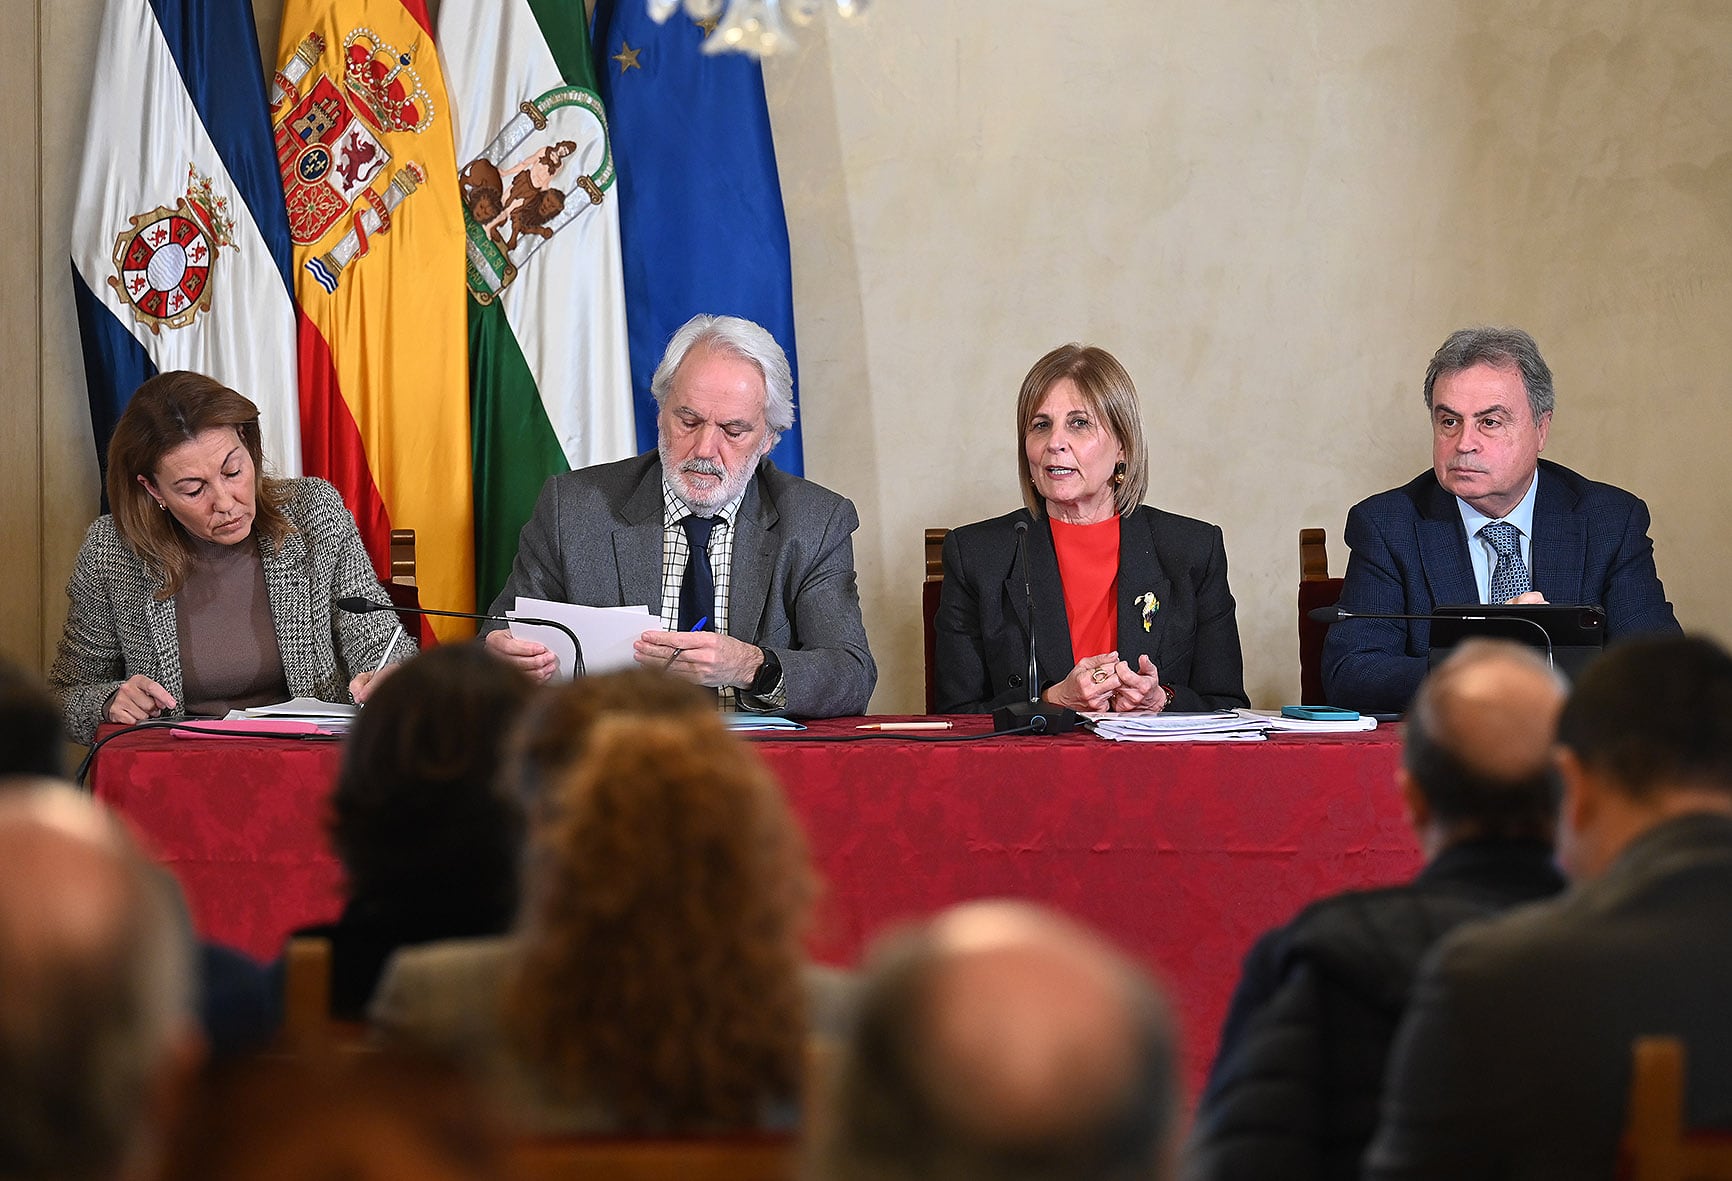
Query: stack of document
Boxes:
[
  {"xmin": 223, "ymin": 697, "xmax": 358, "ymax": 731},
  {"xmin": 1084, "ymin": 709, "xmax": 1379, "ymax": 742},
  {"xmin": 1083, "ymin": 710, "xmax": 1268, "ymax": 742}
]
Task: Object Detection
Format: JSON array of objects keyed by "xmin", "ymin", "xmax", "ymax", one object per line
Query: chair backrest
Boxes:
[
  {"xmin": 1297, "ymin": 528, "xmax": 1344, "ymax": 705},
  {"xmin": 278, "ymin": 936, "xmax": 367, "ymax": 1052},
  {"xmin": 509, "ymin": 1136, "xmax": 796, "ymax": 1181},
  {"xmin": 923, "ymin": 528, "xmax": 948, "ymax": 714},
  {"xmin": 1622, "ymin": 1036, "xmax": 1732, "ymax": 1181}
]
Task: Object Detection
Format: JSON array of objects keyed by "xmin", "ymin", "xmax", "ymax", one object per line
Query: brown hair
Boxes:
[
  {"xmin": 1014, "ymin": 345, "xmax": 1149, "ymax": 518},
  {"xmin": 504, "ymin": 712, "xmax": 815, "ymax": 1130},
  {"xmin": 105, "ymin": 371, "xmax": 293, "ymax": 599}
]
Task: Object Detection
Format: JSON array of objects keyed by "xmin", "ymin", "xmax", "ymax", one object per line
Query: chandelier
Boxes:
[{"xmin": 647, "ymin": 0, "xmax": 871, "ymax": 58}]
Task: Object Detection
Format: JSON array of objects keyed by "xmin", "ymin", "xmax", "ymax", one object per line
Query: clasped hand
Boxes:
[{"xmin": 1043, "ymin": 651, "xmax": 1167, "ymax": 713}]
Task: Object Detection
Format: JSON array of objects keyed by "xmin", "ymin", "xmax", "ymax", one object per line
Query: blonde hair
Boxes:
[{"xmin": 1014, "ymin": 345, "xmax": 1149, "ymax": 518}]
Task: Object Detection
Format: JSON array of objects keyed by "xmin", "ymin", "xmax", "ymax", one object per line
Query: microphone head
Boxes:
[
  {"xmin": 1014, "ymin": 520, "xmax": 1029, "ymax": 536},
  {"xmin": 1308, "ymin": 604, "xmax": 1347, "ymax": 623},
  {"xmin": 335, "ymin": 597, "xmax": 385, "ymax": 614}
]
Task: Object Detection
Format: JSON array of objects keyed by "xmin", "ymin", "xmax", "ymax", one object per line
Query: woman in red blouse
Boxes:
[{"xmin": 933, "ymin": 345, "xmax": 1248, "ymax": 714}]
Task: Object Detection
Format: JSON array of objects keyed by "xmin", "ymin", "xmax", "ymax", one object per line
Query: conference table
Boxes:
[{"xmin": 90, "ymin": 716, "xmax": 1418, "ymax": 1094}]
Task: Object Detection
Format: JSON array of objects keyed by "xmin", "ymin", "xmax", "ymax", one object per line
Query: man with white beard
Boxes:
[{"xmin": 484, "ymin": 313, "xmax": 876, "ymax": 717}]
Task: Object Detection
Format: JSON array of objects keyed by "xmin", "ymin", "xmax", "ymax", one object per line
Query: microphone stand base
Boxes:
[{"xmin": 992, "ymin": 701, "xmax": 1080, "ymax": 735}]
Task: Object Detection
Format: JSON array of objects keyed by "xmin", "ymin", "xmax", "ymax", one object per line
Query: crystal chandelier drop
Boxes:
[{"xmin": 646, "ymin": 0, "xmax": 870, "ymax": 59}]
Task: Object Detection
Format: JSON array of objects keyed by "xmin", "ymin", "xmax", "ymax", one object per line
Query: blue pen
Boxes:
[{"xmin": 662, "ymin": 617, "xmax": 709, "ymax": 670}]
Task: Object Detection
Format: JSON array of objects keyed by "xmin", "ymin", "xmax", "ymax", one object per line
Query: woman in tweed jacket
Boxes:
[{"xmin": 50, "ymin": 372, "xmax": 412, "ymax": 743}]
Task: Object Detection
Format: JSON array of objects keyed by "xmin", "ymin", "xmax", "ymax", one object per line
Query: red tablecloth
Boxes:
[{"xmin": 91, "ymin": 717, "xmax": 1418, "ymax": 1094}]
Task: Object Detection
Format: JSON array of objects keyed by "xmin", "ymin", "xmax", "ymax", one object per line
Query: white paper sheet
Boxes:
[{"xmin": 508, "ymin": 598, "xmax": 658, "ymax": 679}]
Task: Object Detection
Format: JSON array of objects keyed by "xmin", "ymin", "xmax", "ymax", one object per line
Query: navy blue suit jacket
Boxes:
[
  {"xmin": 1322, "ymin": 460, "xmax": 1679, "ymax": 713},
  {"xmin": 933, "ymin": 505, "xmax": 1248, "ymax": 714}
]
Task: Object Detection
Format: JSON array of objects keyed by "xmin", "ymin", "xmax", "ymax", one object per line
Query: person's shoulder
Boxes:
[
  {"xmin": 277, "ymin": 476, "xmax": 346, "ymax": 518},
  {"xmin": 754, "ymin": 458, "xmax": 854, "ymax": 513},
  {"xmin": 1347, "ymin": 470, "xmax": 1441, "ymax": 521},
  {"xmin": 542, "ymin": 452, "xmax": 659, "ymax": 507},
  {"xmin": 1538, "ymin": 459, "xmax": 1647, "ymax": 513},
  {"xmin": 1131, "ymin": 504, "xmax": 1226, "ymax": 548},
  {"xmin": 942, "ymin": 507, "xmax": 1034, "ymax": 555},
  {"xmin": 387, "ymin": 935, "xmax": 516, "ymax": 983}
]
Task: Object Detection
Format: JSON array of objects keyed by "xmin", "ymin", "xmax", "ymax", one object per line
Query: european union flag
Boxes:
[{"xmin": 592, "ymin": 0, "xmax": 804, "ymax": 475}]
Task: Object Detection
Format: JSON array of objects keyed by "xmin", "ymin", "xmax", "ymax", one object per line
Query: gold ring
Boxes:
[{"xmin": 1090, "ymin": 666, "xmax": 1110, "ymax": 684}]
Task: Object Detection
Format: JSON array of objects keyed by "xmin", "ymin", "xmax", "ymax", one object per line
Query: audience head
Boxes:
[
  {"xmin": 162, "ymin": 1051, "xmax": 507, "ymax": 1181},
  {"xmin": 0, "ymin": 783, "xmax": 199, "ymax": 1181},
  {"xmin": 1015, "ymin": 344, "xmax": 1149, "ymax": 520},
  {"xmin": 0, "ymin": 657, "xmax": 65, "ymax": 778},
  {"xmin": 330, "ymin": 644, "xmax": 534, "ymax": 927},
  {"xmin": 505, "ymin": 665, "xmax": 716, "ymax": 816},
  {"xmin": 1401, "ymin": 639, "xmax": 1567, "ymax": 852},
  {"xmin": 819, "ymin": 900, "xmax": 1178, "ymax": 1181},
  {"xmin": 105, "ymin": 371, "xmax": 292, "ymax": 597},
  {"xmin": 1554, "ymin": 634, "xmax": 1732, "ymax": 879},
  {"xmin": 506, "ymin": 710, "xmax": 815, "ymax": 1131}
]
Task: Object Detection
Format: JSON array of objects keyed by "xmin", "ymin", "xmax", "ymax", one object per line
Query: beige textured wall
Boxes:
[{"xmin": 8, "ymin": 0, "xmax": 1730, "ymax": 713}]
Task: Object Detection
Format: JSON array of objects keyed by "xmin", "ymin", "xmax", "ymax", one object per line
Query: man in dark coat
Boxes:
[
  {"xmin": 1184, "ymin": 639, "xmax": 1567, "ymax": 1181},
  {"xmin": 1365, "ymin": 634, "xmax": 1732, "ymax": 1180}
]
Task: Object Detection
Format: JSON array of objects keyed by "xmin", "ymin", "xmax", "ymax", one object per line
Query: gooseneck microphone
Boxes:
[
  {"xmin": 992, "ymin": 521, "xmax": 1079, "ymax": 735},
  {"xmin": 336, "ymin": 597, "xmax": 587, "ymax": 678},
  {"xmin": 1311, "ymin": 604, "xmax": 1555, "ymax": 669}
]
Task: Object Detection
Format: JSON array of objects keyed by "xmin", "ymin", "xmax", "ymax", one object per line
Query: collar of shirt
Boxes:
[{"xmin": 1455, "ymin": 468, "xmax": 1540, "ymax": 602}]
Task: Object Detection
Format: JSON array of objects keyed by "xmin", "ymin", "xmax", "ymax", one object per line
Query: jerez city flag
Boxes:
[
  {"xmin": 592, "ymin": 0, "xmax": 805, "ymax": 474},
  {"xmin": 439, "ymin": 0, "xmax": 636, "ymax": 611},
  {"xmin": 71, "ymin": 0, "xmax": 301, "ymax": 477},
  {"xmin": 271, "ymin": 0, "xmax": 472, "ymax": 637}
]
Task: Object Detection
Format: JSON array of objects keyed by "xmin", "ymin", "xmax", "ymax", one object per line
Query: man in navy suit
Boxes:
[{"xmin": 1323, "ymin": 327, "xmax": 1679, "ymax": 714}]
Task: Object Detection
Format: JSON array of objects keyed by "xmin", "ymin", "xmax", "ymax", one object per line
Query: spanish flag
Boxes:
[{"xmin": 270, "ymin": 0, "xmax": 472, "ymax": 639}]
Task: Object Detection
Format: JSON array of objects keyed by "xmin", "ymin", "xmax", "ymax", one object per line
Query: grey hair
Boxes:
[
  {"xmin": 1423, "ymin": 326, "xmax": 1555, "ymax": 423},
  {"xmin": 0, "ymin": 784, "xmax": 197, "ymax": 1181},
  {"xmin": 649, "ymin": 315, "xmax": 796, "ymax": 442}
]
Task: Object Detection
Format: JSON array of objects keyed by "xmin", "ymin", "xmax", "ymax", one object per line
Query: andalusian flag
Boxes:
[
  {"xmin": 270, "ymin": 0, "xmax": 472, "ymax": 638},
  {"xmin": 438, "ymin": 0, "xmax": 635, "ymax": 612},
  {"xmin": 71, "ymin": 0, "xmax": 300, "ymax": 479}
]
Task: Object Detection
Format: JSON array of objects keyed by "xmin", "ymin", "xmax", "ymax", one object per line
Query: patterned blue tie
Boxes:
[{"xmin": 1480, "ymin": 521, "xmax": 1532, "ymax": 603}]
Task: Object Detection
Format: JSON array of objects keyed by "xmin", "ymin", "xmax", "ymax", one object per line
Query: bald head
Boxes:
[
  {"xmin": 0, "ymin": 783, "xmax": 196, "ymax": 1181},
  {"xmin": 820, "ymin": 901, "xmax": 1176, "ymax": 1181},
  {"xmin": 1404, "ymin": 640, "xmax": 1566, "ymax": 842}
]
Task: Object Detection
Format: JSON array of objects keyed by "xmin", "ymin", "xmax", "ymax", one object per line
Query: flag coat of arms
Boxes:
[
  {"xmin": 71, "ymin": 0, "xmax": 301, "ymax": 478},
  {"xmin": 271, "ymin": 0, "xmax": 472, "ymax": 638},
  {"xmin": 438, "ymin": 0, "xmax": 636, "ymax": 612}
]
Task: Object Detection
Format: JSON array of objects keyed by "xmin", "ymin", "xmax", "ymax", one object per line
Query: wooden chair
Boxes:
[
  {"xmin": 923, "ymin": 528, "xmax": 949, "ymax": 714},
  {"xmin": 1297, "ymin": 527, "xmax": 1344, "ymax": 705},
  {"xmin": 277, "ymin": 936, "xmax": 367, "ymax": 1053},
  {"xmin": 1622, "ymin": 1036, "xmax": 1732, "ymax": 1180},
  {"xmin": 509, "ymin": 1136, "xmax": 796, "ymax": 1181},
  {"xmin": 386, "ymin": 527, "xmax": 427, "ymax": 641}
]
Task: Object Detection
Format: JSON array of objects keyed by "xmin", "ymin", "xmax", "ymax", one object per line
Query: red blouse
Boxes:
[{"xmin": 1049, "ymin": 516, "xmax": 1120, "ymax": 662}]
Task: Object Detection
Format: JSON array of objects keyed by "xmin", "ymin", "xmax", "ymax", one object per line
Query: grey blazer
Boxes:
[
  {"xmin": 485, "ymin": 452, "xmax": 876, "ymax": 718},
  {"xmin": 50, "ymin": 477, "xmax": 409, "ymax": 742}
]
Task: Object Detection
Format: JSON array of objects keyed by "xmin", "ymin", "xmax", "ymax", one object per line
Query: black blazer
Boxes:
[{"xmin": 933, "ymin": 505, "xmax": 1248, "ymax": 713}]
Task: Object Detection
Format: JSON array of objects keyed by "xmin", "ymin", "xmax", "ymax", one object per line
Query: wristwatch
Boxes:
[{"xmin": 747, "ymin": 646, "xmax": 782, "ymax": 697}]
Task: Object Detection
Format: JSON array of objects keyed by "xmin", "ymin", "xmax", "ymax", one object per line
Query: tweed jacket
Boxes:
[
  {"xmin": 1323, "ymin": 460, "xmax": 1679, "ymax": 713},
  {"xmin": 1365, "ymin": 813, "xmax": 1732, "ymax": 1180},
  {"xmin": 50, "ymin": 477, "xmax": 409, "ymax": 743},
  {"xmin": 933, "ymin": 505, "xmax": 1248, "ymax": 713},
  {"xmin": 484, "ymin": 451, "xmax": 876, "ymax": 718}
]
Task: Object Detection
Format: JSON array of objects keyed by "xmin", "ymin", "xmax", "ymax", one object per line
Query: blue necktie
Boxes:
[
  {"xmin": 1480, "ymin": 521, "xmax": 1532, "ymax": 603},
  {"xmin": 679, "ymin": 515, "xmax": 717, "ymax": 632}
]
